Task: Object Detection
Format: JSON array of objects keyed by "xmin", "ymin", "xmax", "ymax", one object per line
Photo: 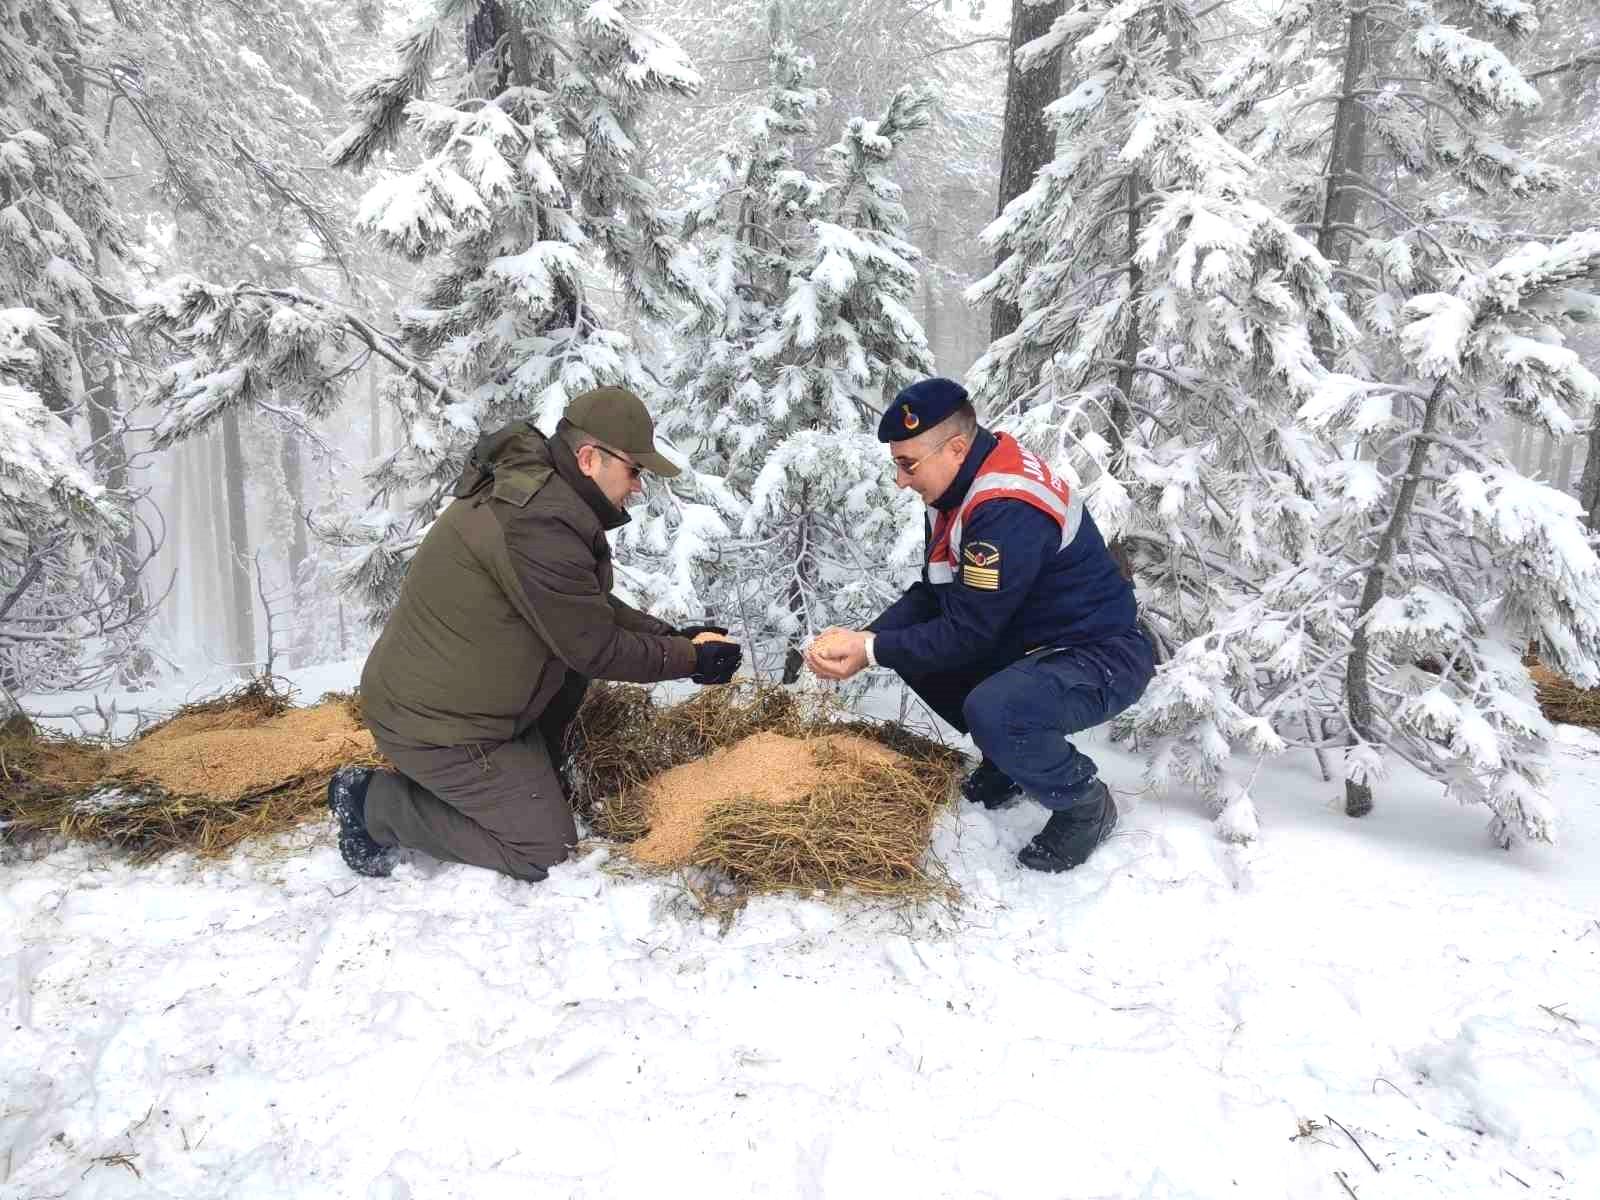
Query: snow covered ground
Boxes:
[{"xmin": 4, "ymin": 659, "xmax": 1598, "ymax": 1198}]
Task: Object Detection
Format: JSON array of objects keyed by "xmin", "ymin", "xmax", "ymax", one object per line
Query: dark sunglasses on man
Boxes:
[{"xmin": 591, "ymin": 444, "xmax": 646, "ymax": 479}]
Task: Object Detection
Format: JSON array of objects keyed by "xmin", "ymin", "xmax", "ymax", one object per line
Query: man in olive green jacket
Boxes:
[{"xmin": 328, "ymin": 387, "xmax": 741, "ymax": 882}]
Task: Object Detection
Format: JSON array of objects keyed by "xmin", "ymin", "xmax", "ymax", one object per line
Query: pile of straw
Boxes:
[
  {"xmin": 1529, "ymin": 663, "xmax": 1600, "ymax": 731},
  {"xmin": 566, "ymin": 682, "xmax": 966, "ymax": 901},
  {"xmin": 0, "ymin": 678, "xmax": 378, "ymax": 861}
]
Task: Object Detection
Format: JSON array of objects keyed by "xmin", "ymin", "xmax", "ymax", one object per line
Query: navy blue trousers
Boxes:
[{"xmin": 896, "ymin": 629, "xmax": 1155, "ymax": 812}]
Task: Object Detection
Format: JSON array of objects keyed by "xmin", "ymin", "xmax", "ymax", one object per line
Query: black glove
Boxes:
[
  {"xmin": 677, "ymin": 623, "xmax": 730, "ymax": 640},
  {"xmin": 691, "ymin": 639, "xmax": 742, "ymax": 685}
]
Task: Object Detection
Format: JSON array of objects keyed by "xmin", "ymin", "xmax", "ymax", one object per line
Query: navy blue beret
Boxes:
[{"xmin": 877, "ymin": 377, "xmax": 969, "ymax": 442}]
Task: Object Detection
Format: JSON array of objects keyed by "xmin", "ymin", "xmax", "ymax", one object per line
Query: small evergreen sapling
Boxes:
[{"xmin": 659, "ymin": 44, "xmax": 935, "ymax": 678}]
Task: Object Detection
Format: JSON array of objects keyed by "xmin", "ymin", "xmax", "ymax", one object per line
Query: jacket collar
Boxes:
[
  {"xmin": 459, "ymin": 420, "xmax": 631, "ymax": 531},
  {"xmin": 549, "ymin": 430, "xmax": 631, "ymax": 531},
  {"xmin": 931, "ymin": 426, "xmax": 997, "ymax": 512}
]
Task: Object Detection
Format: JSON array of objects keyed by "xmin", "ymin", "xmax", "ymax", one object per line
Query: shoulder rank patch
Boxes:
[
  {"xmin": 491, "ymin": 466, "xmax": 553, "ymax": 508},
  {"xmin": 961, "ymin": 540, "xmax": 1000, "ymax": 590}
]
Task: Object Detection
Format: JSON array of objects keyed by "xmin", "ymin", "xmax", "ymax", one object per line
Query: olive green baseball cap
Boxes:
[{"xmin": 563, "ymin": 386, "xmax": 681, "ymax": 478}]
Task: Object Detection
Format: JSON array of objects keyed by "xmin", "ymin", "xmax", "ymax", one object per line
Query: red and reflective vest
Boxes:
[{"xmin": 925, "ymin": 433, "xmax": 1085, "ymax": 586}]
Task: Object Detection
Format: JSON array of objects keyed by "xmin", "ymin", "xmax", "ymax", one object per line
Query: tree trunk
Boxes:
[
  {"xmin": 990, "ymin": 0, "xmax": 1064, "ymax": 347},
  {"xmin": 281, "ymin": 429, "xmax": 309, "ymax": 593},
  {"xmin": 82, "ymin": 334, "xmax": 141, "ymax": 587},
  {"xmin": 1537, "ymin": 431, "xmax": 1557, "ymax": 480},
  {"xmin": 279, "ymin": 425, "xmax": 308, "ymax": 671},
  {"xmin": 1581, "ymin": 405, "xmax": 1600, "ymax": 532},
  {"xmin": 83, "ymin": 237, "xmax": 149, "ymax": 609},
  {"xmin": 470, "ymin": 1, "xmax": 536, "ymax": 89},
  {"xmin": 162, "ymin": 438, "xmax": 186, "ymax": 648},
  {"xmin": 84, "ymin": 352, "xmax": 155, "ymax": 684},
  {"xmin": 39, "ymin": 4, "xmax": 90, "ymax": 419},
  {"xmin": 64, "ymin": 49, "xmax": 144, "ymax": 621},
  {"xmin": 781, "ymin": 497, "xmax": 813, "ymax": 685},
  {"xmin": 205, "ymin": 430, "xmax": 234, "ymax": 664},
  {"xmin": 368, "ymin": 369, "xmax": 382, "ymax": 460},
  {"xmin": 467, "ymin": 2, "xmax": 504, "ymax": 75},
  {"xmin": 1345, "ymin": 375, "xmax": 1449, "ymax": 817},
  {"xmin": 179, "ymin": 439, "xmax": 200, "ymax": 650},
  {"xmin": 1104, "ymin": 11, "xmax": 1178, "ymax": 584},
  {"xmin": 923, "ymin": 211, "xmax": 941, "ymax": 373},
  {"xmin": 221, "ymin": 408, "xmax": 256, "ymax": 673},
  {"xmin": 1106, "ymin": 169, "xmax": 1144, "ymax": 584},
  {"xmin": 184, "ymin": 439, "xmax": 211, "ymax": 658},
  {"xmin": 1313, "ymin": 11, "xmax": 1370, "ymax": 364},
  {"xmin": 1510, "ymin": 419, "xmax": 1530, "ymax": 472},
  {"xmin": 469, "ymin": 3, "xmax": 575, "ymax": 332},
  {"xmin": 1555, "ymin": 435, "xmax": 1576, "ymax": 494},
  {"xmin": 1112, "ymin": 170, "xmax": 1143, "ymax": 459}
]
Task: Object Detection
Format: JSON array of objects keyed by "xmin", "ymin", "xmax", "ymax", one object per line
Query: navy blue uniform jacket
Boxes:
[{"xmin": 868, "ymin": 428, "xmax": 1137, "ymax": 676}]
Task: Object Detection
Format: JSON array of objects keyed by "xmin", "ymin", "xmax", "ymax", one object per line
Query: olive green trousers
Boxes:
[{"xmin": 363, "ymin": 672, "xmax": 586, "ymax": 882}]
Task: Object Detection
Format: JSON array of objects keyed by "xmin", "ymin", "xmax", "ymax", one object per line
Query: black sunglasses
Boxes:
[{"xmin": 591, "ymin": 443, "xmax": 645, "ymax": 479}]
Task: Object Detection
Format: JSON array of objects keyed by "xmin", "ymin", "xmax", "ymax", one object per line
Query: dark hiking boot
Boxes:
[
  {"xmin": 1017, "ymin": 780, "xmax": 1118, "ymax": 873},
  {"xmin": 327, "ymin": 766, "xmax": 395, "ymax": 878},
  {"xmin": 961, "ymin": 758, "xmax": 1025, "ymax": 810}
]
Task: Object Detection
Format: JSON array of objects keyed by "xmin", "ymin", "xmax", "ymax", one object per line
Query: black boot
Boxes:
[
  {"xmin": 326, "ymin": 766, "xmax": 395, "ymax": 878},
  {"xmin": 961, "ymin": 758, "xmax": 1025, "ymax": 810},
  {"xmin": 1017, "ymin": 780, "xmax": 1118, "ymax": 873}
]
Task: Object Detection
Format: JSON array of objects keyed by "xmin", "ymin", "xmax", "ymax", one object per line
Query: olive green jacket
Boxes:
[{"xmin": 360, "ymin": 421, "xmax": 696, "ymax": 748}]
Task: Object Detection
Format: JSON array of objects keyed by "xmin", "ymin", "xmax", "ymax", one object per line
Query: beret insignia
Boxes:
[{"xmin": 878, "ymin": 378, "xmax": 967, "ymax": 442}]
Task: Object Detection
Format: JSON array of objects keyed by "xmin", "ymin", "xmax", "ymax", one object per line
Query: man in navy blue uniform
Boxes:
[{"xmin": 806, "ymin": 377, "xmax": 1155, "ymax": 872}]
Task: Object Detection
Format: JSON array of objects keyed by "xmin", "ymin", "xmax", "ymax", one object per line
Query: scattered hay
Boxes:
[
  {"xmin": 1529, "ymin": 663, "xmax": 1600, "ymax": 731},
  {"xmin": 0, "ymin": 677, "xmax": 380, "ymax": 861},
  {"xmin": 140, "ymin": 674, "xmax": 292, "ymax": 735},
  {"xmin": 4, "ymin": 674, "xmax": 967, "ymax": 898},
  {"xmin": 631, "ymin": 731, "xmax": 901, "ymax": 866},
  {"xmin": 692, "ymin": 739, "xmax": 954, "ymax": 899},
  {"xmin": 124, "ymin": 703, "xmax": 370, "ymax": 802},
  {"xmin": 568, "ymin": 682, "xmax": 965, "ymax": 903},
  {"xmin": 0, "ymin": 713, "xmax": 118, "ymax": 811}
]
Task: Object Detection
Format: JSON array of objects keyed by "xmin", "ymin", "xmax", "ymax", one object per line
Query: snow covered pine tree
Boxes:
[
  {"xmin": 663, "ymin": 42, "xmax": 935, "ymax": 680},
  {"xmin": 1, "ymin": 0, "xmax": 148, "ymax": 699},
  {"xmin": 137, "ymin": 0, "xmax": 716, "ymax": 623},
  {"xmin": 970, "ymin": 0, "xmax": 1600, "ymax": 847},
  {"xmin": 1301, "ymin": 236, "xmax": 1600, "ymax": 845},
  {"xmin": 1216, "ymin": 0, "xmax": 1600, "ymax": 840},
  {"xmin": 967, "ymin": 1, "xmax": 1356, "ymax": 841}
]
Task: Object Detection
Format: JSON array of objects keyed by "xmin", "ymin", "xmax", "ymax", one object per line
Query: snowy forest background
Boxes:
[{"xmin": 6, "ymin": 0, "xmax": 1600, "ymax": 846}]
